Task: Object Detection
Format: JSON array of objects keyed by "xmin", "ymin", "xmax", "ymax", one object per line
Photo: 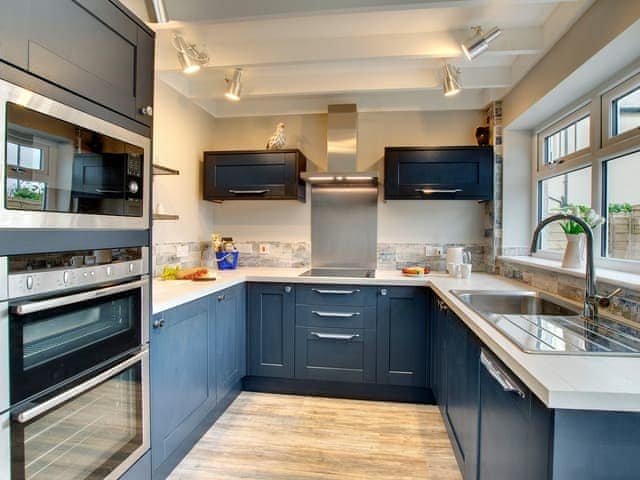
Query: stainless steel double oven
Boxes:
[{"xmin": 0, "ymin": 248, "xmax": 150, "ymax": 480}]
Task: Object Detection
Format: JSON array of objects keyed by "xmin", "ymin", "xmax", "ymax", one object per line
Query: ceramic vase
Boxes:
[{"xmin": 562, "ymin": 233, "xmax": 585, "ymax": 269}]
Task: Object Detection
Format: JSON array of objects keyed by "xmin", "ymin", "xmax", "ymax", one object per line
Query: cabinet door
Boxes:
[
  {"xmin": 27, "ymin": 0, "xmax": 148, "ymax": 122},
  {"xmin": 478, "ymin": 349, "xmax": 551, "ymax": 480},
  {"xmin": 430, "ymin": 291, "xmax": 446, "ymax": 404},
  {"xmin": 384, "ymin": 147, "xmax": 493, "ymax": 200},
  {"xmin": 377, "ymin": 287, "xmax": 427, "ymax": 387},
  {"xmin": 118, "ymin": 450, "xmax": 151, "ymax": 480},
  {"xmin": 203, "ymin": 152, "xmax": 302, "ymax": 200},
  {"xmin": 134, "ymin": 27, "xmax": 154, "ymax": 126},
  {"xmin": 248, "ymin": 283, "xmax": 295, "ymax": 378},
  {"xmin": 214, "ymin": 285, "xmax": 245, "ymax": 402},
  {"xmin": 150, "ymin": 298, "xmax": 214, "ymax": 472},
  {"xmin": 0, "ymin": 0, "xmax": 29, "ymax": 69},
  {"xmin": 443, "ymin": 307, "xmax": 480, "ymax": 479}
]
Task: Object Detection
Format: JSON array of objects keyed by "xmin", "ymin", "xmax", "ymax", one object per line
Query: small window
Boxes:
[
  {"xmin": 6, "ymin": 142, "xmax": 44, "ymax": 170},
  {"xmin": 544, "ymin": 116, "xmax": 590, "ymax": 165},
  {"xmin": 538, "ymin": 167, "xmax": 592, "ymax": 252},
  {"xmin": 612, "ymin": 87, "xmax": 640, "ymax": 137},
  {"xmin": 604, "ymin": 150, "xmax": 640, "ymax": 261}
]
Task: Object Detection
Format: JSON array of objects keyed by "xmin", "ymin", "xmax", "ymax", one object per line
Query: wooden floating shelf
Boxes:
[
  {"xmin": 153, "ymin": 164, "xmax": 180, "ymax": 176},
  {"xmin": 153, "ymin": 213, "xmax": 180, "ymax": 221}
]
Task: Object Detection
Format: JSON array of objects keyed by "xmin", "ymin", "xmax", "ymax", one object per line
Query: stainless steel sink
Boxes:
[{"xmin": 452, "ymin": 290, "xmax": 640, "ymax": 356}]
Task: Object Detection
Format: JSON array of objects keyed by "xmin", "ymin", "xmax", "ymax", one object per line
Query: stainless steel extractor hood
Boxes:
[{"xmin": 300, "ymin": 104, "xmax": 378, "ymax": 185}]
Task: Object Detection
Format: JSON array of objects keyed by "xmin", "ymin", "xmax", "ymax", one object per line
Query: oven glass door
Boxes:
[
  {"xmin": 4, "ymin": 102, "xmax": 144, "ymax": 217},
  {"xmin": 10, "ymin": 282, "xmax": 143, "ymax": 404},
  {"xmin": 9, "ymin": 351, "xmax": 148, "ymax": 480}
]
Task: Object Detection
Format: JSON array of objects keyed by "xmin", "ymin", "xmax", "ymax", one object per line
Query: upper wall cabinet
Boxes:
[
  {"xmin": 0, "ymin": 0, "xmax": 155, "ymax": 130},
  {"xmin": 203, "ymin": 150, "xmax": 307, "ymax": 202},
  {"xmin": 384, "ymin": 146, "xmax": 493, "ymax": 200}
]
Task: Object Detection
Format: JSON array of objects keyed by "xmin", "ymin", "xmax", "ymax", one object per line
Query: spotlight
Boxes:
[
  {"xmin": 461, "ymin": 26, "xmax": 502, "ymax": 61},
  {"xmin": 147, "ymin": 0, "xmax": 169, "ymax": 24},
  {"xmin": 442, "ymin": 64, "xmax": 461, "ymax": 96},
  {"xmin": 225, "ymin": 69, "xmax": 243, "ymax": 101},
  {"xmin": 172, "ymin": 34, "xmax": 209, "ymax": 74}
]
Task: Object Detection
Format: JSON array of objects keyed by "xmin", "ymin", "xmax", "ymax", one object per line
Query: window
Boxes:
[
  {"xmin": 539, "ymin": 167, "xmax": 592, "ymax": 252},
  {"xmin": 5, "ymin": 141, "xmax": 47, "ymax": 209},
  {"xmin": 6, "ymin": 142, "xmax": 43, "ymax": 170},
  {"xmin": 604, "ymin": 150, "xmax": 640, "ymax": 261},
  {"xmin": 602, "ymin": 72, "xmax": 640, "ymax": 146},
  {"xmin": 544, "ymin": 116, "xmax": 590, "ymax": 165},
  {"xmin": 613, "ymin": 87, "xmax": 640, "ymax": 137}
]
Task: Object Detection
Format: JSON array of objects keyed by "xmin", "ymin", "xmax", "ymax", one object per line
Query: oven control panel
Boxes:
[{"xmin": 8, "ymin": 259, "xmax": 145, "ymax": 299}]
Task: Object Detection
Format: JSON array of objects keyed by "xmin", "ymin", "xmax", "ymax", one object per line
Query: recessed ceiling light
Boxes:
[
  {"xmin": 461, "ymin": 26, "xmax": 502, "ymax": 61},
  {"xmin": 442, "ymin": 64, "xmax": 461, "ymax": 96},
  {"xmin": 148, "ymin": 0, "xmax": 169, "ymax": 24},
  {"xmin": 225, "ymin": 69, "xmax": 243, "ymax": 101}
]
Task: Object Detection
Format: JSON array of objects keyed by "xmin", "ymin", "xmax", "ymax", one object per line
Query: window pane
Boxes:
[
  {"xmin": 605, "ymin": 151, "xmax": 640, "ymax": 261},
  {"xmin": 6, "ymin": 142, "xmax": 18, "ymax": 166},
  {"xmin": 544, "ymin": 116, "xmax": 590, "ymax": 165},
  {"xmin": 18, "ymin": 145, "xmax": 43, "ymax": 170},
  {"xmin": 539, "ymin": 167, "xmax": 592, "ymax": 251},
  {"xmin": 614, "ymin": 87, "xmax": 640, "ymax": 136}
]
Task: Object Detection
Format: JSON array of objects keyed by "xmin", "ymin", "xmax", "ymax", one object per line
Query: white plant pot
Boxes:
[{"xmin": 562, "ymin": 233, "xmax": 585, "ymax": 269}]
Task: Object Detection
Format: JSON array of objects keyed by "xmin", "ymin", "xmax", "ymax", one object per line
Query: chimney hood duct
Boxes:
[{"xmin": 301, "ymin": 104, "xmax": 378, "ymax": 185}]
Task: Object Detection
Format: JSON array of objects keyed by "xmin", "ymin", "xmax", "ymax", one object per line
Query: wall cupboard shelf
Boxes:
[{"xmin": 153, "ymin": 164, "xmax": 180, "ymax": 176}]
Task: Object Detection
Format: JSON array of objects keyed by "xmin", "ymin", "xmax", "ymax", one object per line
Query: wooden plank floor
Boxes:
[{"xmin": 169, "ymin": 392, "xmax": 462, "ymax": 480}]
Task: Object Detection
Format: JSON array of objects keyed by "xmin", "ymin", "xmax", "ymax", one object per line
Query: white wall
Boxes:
[
  {"xmin": 152, "ymin": 82, "xmax": 217, "ymax": 244},
  {"xmin": 210, "ymin": 109, "xmax": 487, "ymax": 244},
  {"xmin": 502, "ymin": 130, "xmax": 533, "ymax": 250}
]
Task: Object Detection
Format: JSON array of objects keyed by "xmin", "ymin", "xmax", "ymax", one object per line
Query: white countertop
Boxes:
[{"xmin": 152, "ymin": 268, "xmax": 640, "ymax": 413}]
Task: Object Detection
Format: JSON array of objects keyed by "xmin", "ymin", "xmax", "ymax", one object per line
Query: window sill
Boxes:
[{"xmin": 497, "ymin": 255, "xmax": 640, "ymax": 292}]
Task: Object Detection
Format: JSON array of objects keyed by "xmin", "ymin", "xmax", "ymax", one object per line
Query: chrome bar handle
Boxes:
[
  {"xmin": 14, "ymin": 278, "xmax": 149, "ymax": 315},
  {"xmin": 312, "ymin": 311, "xmax": 361, "ymax": 318},
  {"xmin": 311, "ymin": 289, "xmax": 361, "ymax": 295},
  {"xmin": 95, "ymin": 189, "xmax": 124, "ymax": 194},
  {"xmin": 416, "ymin": 188, "xmax": 463, "ymax": 194},
  {"xmin": 480, "ymin": 350, "xmax": 525, "ymax": 399},
  {"xmin": 228, "ymin": 189, "xmax": 269, "ymax": 195},
  {"xmin": 15, "ymin": 349, "xmax": 147, "ymax": 424},
  {"xmin": 311, "ymin": 332, "xmax": 360, "ymax": 341}
]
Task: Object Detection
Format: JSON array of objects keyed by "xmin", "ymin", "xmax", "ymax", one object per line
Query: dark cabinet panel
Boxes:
[
  {"xmin": 150, "ymin": 297, "xmax": 214, "ymax": 473},
  {"xmin": 0, "ymin": 0, "xmax": 29, "ymax": 70},
  {"xmin": 376, "ymin": 287, "xmax": 427, "ymax": 387},
  {"xmin": 118, "ymin": 450, "xmax": 151, "ymax": 480},
  {"xmin": 296, "ymin": 304, "xmax": 376, "ymax": 330},
  {"xmin": 295, "ymin": 326, "xmax": 376, "ymax": 383},
  {"xmin": 384, "ymin": 146, "xmax": 493, "ymax": 200},
  {"xmin": 296, "ymin": 284, "xmax": 377, "ymax": 307},
  {"xmin": 248, "ymin": 283, "xmax": 296, "ymax": 378},
  {"xmin": 203, "ymin": 150, "xmax": 307, "ymax": 201},
  {"xmin": 478, "ymin": 349, "xmax": 551, "ymax": 480},
  {"xmin": 134, "ymin": 27, "xmax": 155, "ymax": 127}
]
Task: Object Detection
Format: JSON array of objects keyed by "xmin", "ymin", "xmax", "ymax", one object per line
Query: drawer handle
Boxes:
[
  {"xmin": 480, "ymin": 350, "xmax": 525, "ymax": 399},
  {"xmin": 229, "ymin": 189, "xmax": 270, "ymax": 195},
  {"xmin": 312, "ymin": 311, "xmax": 360, "ymax": 318},
  {"xmin": 311, "ymin": 289, "xmax": 360, "ymax": 295},
  {"xmin": 311, "ymin": 332, "xmax": 360, "ymax": 341},
  {"xmin": 416, "ymin": 188, "xmax": 463, "ymax": 194}
]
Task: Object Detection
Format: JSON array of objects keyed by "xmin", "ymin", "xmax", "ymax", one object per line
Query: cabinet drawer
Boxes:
[
  {"xmin": 296, "ymin": 285, "xmax": 377, "ymax": 307},
  {"xmin": 296, "ymin": 305, "xmax": 376, "ymax": 329},
  {"xmin": 295, "ymin": 327, "xmax": 376, "ymax": 383}
]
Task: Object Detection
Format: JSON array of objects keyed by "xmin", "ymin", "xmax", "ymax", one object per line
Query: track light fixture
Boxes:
[
  {"xmin": 147, "ymin": 0, "xmax": 169, "ymax": 24},
  {"xmin": 172, "ymin": 34, "xmax": 209, "ymax": 74},
  {"xmin": 225, "ymin": 68, "xmax": 243, "ymax": 101},
  {"xmin": 461, "ymin": 26, "xmax": 502, "ymax": 61},
  {"xmin": 442, "ymin": 64, "xmax": 461, "ymax": 96}
]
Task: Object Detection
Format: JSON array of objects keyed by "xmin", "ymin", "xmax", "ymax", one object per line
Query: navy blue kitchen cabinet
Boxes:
[
  {"xmin": 376, "ymin": 287, "xmax": 428, "ymax": 387},
  {"xmin": 384, "ymin": 146, "xmax": 493, "ymax": 200},
  {"xmin": 203, "ymin": 150, "xmax": 307, "ymax": 202},
  {"xmin": 150, "ymin": 297, "xmax": 215, "ymax": 475},
  {"xmin": 248, "ymin": 283, "xmax": 296, "ymax": 378},
  {"xmin": 213, "ymin": 283, "xmax": 246, "ymax": 403},
  {"xmin": 118, "ymin": 451, "xmax": 151, "ymax": 480}
]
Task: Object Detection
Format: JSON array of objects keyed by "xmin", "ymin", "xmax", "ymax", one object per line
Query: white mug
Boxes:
[
  {"xmin": 447, "ymin": 262, "xmax": 460, "ymax": 277},
  {"xmin": 460, "ymin": 263, "xmax": 472, "ymax": 279}
]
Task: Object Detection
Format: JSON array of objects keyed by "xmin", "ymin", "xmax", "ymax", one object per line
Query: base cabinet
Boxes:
[{"xmin": 118, "ymin": 451, "xmax": 151, "ymax": 480}]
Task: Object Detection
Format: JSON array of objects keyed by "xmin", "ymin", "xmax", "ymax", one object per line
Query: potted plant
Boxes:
[{"xmin": 555, "ymin": 205, "xmax": 605, "ymax": 268}]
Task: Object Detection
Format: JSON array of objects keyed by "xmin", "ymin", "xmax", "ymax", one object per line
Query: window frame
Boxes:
[{"xmin": 533, "ymin": 67, "xmax": 640, "ymax": 274}]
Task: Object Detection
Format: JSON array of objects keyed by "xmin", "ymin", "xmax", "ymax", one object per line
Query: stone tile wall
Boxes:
[{"xmin": 497, "ymin": 259, "xmax": 640, "ymax": 324}]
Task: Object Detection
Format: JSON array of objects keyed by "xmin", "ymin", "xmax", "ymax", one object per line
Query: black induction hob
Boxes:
[{"xmin": 299, "ymin": 268, "xmax": 375, "ymax": 278}]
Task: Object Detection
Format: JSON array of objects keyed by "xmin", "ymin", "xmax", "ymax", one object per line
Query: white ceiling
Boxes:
[{"xmin": 121, "ymin": 0, "xmax": 594, "ymax": 117}]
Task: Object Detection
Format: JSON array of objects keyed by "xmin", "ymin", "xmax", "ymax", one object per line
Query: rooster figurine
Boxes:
[{"xmin": 266, "ymin": 122, "xmax": 286, "ymax": 150}]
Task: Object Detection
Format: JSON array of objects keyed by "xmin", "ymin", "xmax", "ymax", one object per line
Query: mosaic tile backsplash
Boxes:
[
  {"xmin": 153, "ymin": 241, "xmax": 487, "ymax": 277},
  {"xmin": 497, "ymin": 258, "xmax": 640, "ymax": 324}
]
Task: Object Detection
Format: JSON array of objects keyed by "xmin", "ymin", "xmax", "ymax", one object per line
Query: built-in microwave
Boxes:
[{"xmin": 0, "ymin": 78, "xmax": 150, "ymax": 229}]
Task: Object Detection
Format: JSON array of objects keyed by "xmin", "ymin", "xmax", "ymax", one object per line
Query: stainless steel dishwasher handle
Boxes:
[
  {"xmin": 312, "ymin": 311, "xmax": 361, "ymax": 318},
  {"xmin": 228, "ymin": 189, "xmax": 269, "ymax": 195},
  {"xmin": 416, "ymin": 188, "xmax": 463, "ymax": 194},
  {"xmin": 14, "ymin": 278, "xmax": 149, "ymax": 315},
  {"xmin": 14, "ymin": 349, "xmax": 147, "ymax": 424},
  {"xmin": 480, "ymin": 350, "xmax": 525, "ymax": 398},
  {"xmin": 311, "ymin": 332, "xmax": 360, "ymax": 341},
  {"xmin": 311, "ymin": 289, "xmax": 361, "ymax": 295}
]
